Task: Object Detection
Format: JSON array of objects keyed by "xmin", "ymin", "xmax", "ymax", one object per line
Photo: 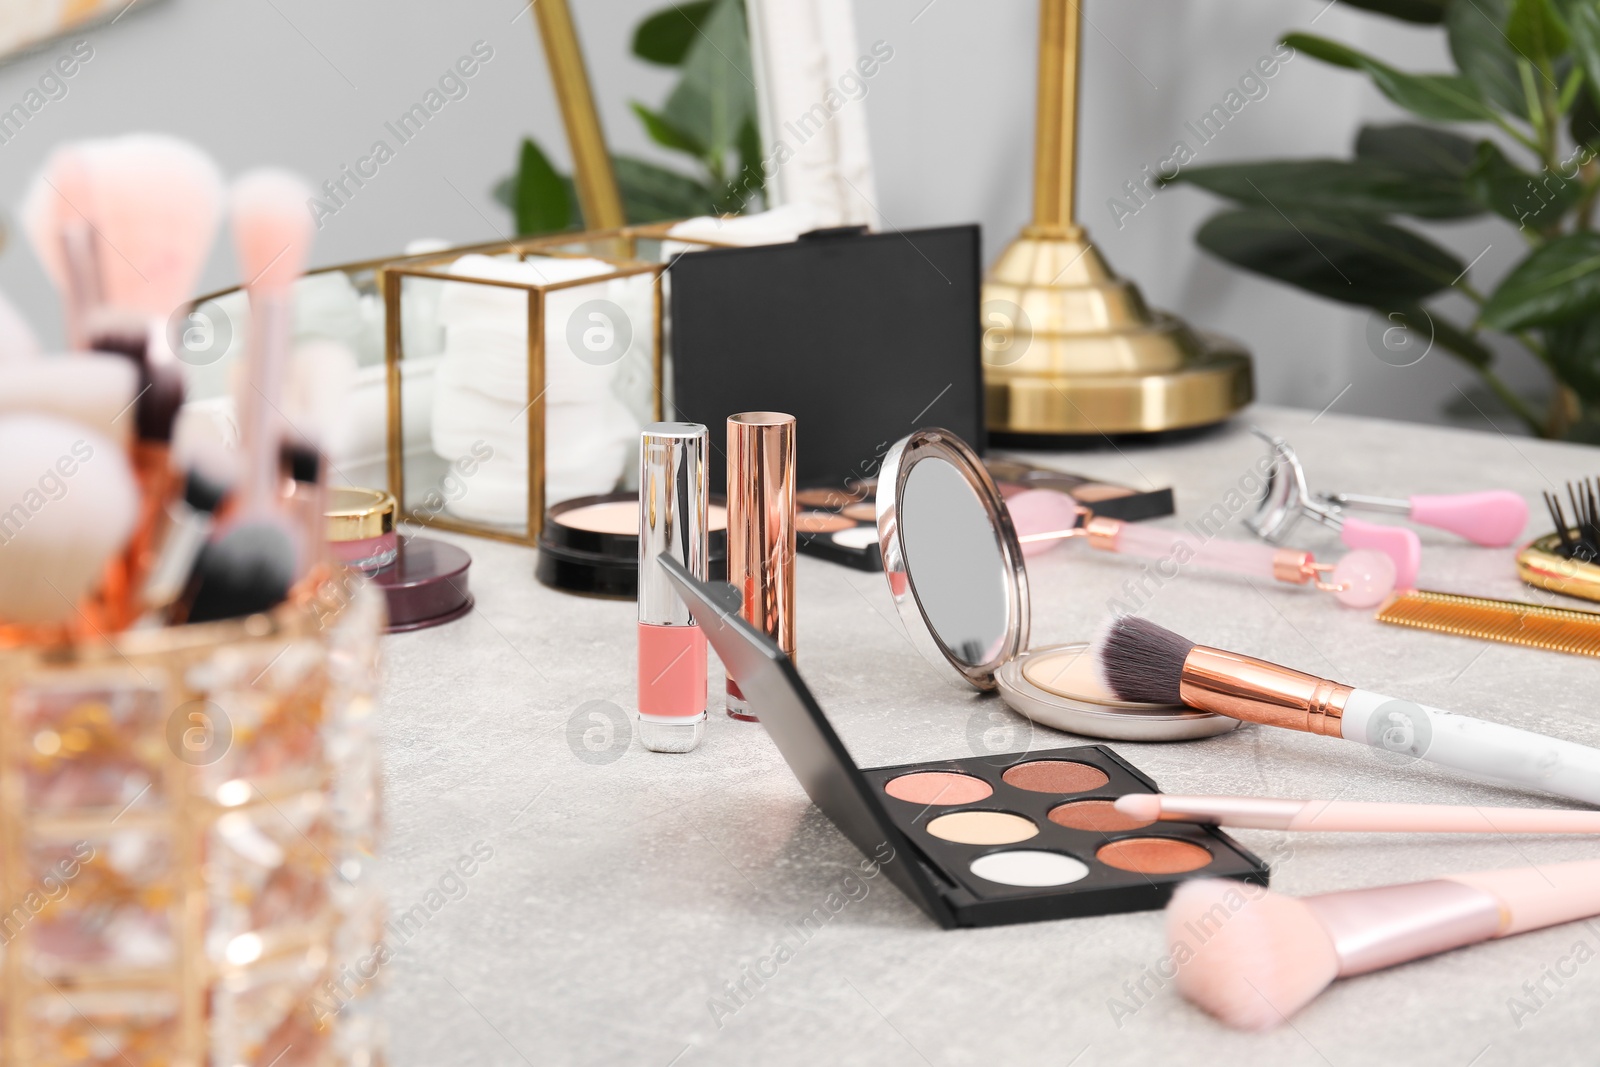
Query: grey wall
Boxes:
[{"xmin": 0, "ymin": 0, "xmax": 1544, "ymax": 431}]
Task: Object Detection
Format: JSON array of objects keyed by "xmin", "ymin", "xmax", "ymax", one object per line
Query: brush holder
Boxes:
[{"xmin": 0, "ymin": 578, "xmax": 386, "ymax": 1066}]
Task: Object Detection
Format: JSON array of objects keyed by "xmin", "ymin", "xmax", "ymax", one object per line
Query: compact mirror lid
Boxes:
[{"xmin": 877, "ymin": 429, "xmax": 1030, "ymax": 691}]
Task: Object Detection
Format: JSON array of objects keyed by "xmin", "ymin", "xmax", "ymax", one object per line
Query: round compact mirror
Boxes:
[
  {"xmin": 879, "ymin": 430, "xmax": 1027, "ymax": 688},
  {"xmin": 877, "ymin": 428, "xmax": 1239, "ymax": 742}
]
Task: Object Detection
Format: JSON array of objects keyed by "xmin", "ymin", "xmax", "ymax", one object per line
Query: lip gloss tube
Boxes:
[
  {"xmin": 725, "ymin": 412, "xmax": 796, "ymax": 721},
  {"xmin": 638, "ymin": 422, "xmax": 710, "ymax": 752}
]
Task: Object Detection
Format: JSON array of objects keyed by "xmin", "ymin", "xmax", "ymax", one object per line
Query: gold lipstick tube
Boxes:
[
  {"xmin": 726, "ymin": 412, "xmax": 797, "ymax": 721},
  {"xmin": 1179, "ymin": 647, "xmax": 1353, "ymax": 737}
]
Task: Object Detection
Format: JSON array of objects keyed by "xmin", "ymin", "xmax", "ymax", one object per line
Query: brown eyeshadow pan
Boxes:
[
  {"xmin": 1002, "ymin": 760, "xmax": 1109, "ymax": 794},
  {"xmin": 795, "ymin": 511, "xmax": 855, "ymax": 533},
  {"xmin": 1096, "ymin": 837, "xmax": 1212, "ymax": 874},
  {"xmin": 1048, "ymin": 799, "xmax": 1153, "ymax": 832},
  {"xmin": 796, "ymin": 487, "xmax": 864, "ymax": 508},
  {"xmin": 841, "ymin": 502, "xmax": 877, "ymax": 521},
  {"xmin": 883, "ymin": 771, "xmax": 992, "ymax": 805}
]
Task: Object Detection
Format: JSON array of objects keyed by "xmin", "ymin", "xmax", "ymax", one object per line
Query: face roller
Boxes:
[
  {"xmin": 1007, "ymin": 488, "xmax": 1396, "ymax": 609},
  {"xmin": 1246, "ymin": 428, "xmax": 1424, "ymax": 589}
]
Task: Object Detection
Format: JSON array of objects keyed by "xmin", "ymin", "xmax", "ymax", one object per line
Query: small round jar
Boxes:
[{"xmin": 325, "ymin": 487, "xmax": 398, "ymax": 573}]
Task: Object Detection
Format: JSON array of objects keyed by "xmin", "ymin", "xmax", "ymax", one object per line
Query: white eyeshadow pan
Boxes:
[
  {"xmin": 969, "ymin": 850, "xmax": 1090, "ymax": 888},
  {"xmin": 831, "ymin": 526, "xmax": 879, "ymax": 549}
]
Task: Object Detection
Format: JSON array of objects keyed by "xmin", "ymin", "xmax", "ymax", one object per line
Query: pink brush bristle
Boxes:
[
  {"xmin": 230, "ymin": 169, "xmax": 315, "ymax": 295},
  {"xmin": 81, "ymin": 135, "xmax": 224, "ymax": 319},
  {"xmin": 1167, "ymin": 880, "xmax": 1341, "ymax": 1031},
  {"xmin": 20, "ymin": 146, "xmax": 101, "ymax": 345}
]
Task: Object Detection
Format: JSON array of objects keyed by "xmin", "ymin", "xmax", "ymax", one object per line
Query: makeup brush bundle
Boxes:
[{"xmin": 0, "ymin": 136, "xmax": 332, "ymax": 641}]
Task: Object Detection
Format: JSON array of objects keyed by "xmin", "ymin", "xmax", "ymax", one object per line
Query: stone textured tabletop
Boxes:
[{"xmin": 375, "ymin": 405, "xmax": 1600, "ymax": 1067}]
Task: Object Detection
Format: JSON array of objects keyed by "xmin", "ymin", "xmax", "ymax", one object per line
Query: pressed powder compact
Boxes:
[
  {"xmin": 876, "ymin": 429, "xmax": 1239, "ymax": 741},
  {"xmin": 660, "ymin": 556, "xmax": 1268, "ymax": 927},
  {"xmin": 535, "ymin": 491, "xmax": 729, "ymax": 597}
]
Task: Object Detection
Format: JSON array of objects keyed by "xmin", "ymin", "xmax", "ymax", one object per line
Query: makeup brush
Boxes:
[
  {"xmin": 1169, "ymin": 858, "xmax": 1600, "ymax": 1030},
  {"xmin": 185, "ymin": 170, "xmax": 314, "ymax": 623},
  {"xmin": 0, "ymin": 355, "xmax": 140, "ymax": 444},
  {"xmin": 1116, "ymin": 794, "xmax": 1600, "ymax": 833},
  {"xmin": 1092, "ymin": 614, "xmax": 1600, "ymax": 805},
  {"xmin": 137, "ymin": 468, "xmax": 231, "ymax": 625},
  {"xmin": 0, "ymin": 414, "xmax": 138, "ymax": 627},
  {"xmin": 20, "ymin": 145, "xmax": 101, "ymax": 349}
]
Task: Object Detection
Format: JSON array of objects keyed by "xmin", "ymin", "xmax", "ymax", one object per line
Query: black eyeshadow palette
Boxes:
[
  {"xmin": 662, "ymin": 557, "xmax": 1269, "ymax": 929},
  {"xmin": 862, "ymin": 745, "xmax": 1268, "ymax": 925},
  {"xmin": 791, "ymin": 461, "xmax": 1177, "ymax": 573}
]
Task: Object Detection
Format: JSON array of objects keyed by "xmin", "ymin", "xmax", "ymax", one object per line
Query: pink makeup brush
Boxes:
[
  {"xmin": 20, "ymin": 145, "xmax": 101, "ymax": 350},
  {"xmin": 1117, "ymin": 794, "xmax": 1600, "ymax": 833},
  {"xmin": 185, "ymin": 170, "xmax": 313, "ymax": 624},
  {"xmin": 1169, "ymin": 858, "xmax": 1600, "ymax": 1029}
]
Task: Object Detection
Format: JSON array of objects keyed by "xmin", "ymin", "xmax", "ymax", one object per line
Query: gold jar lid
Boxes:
[
  {"xmin": 1516, "ymin": 532, "xmax": 1600, "ymax": 603},
  {"xmin": 326, "ymin": 487, "xmax": 397, "ymax": 542}
]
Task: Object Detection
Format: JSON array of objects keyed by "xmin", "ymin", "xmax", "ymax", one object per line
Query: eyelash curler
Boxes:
[
  {"xmin": 1006, "ymin": 488, "xmax": 1396, "ymax": 609},
  {"xmin": 1246, "ymin": 428, "xmax": 1426, "ymax": 590}
]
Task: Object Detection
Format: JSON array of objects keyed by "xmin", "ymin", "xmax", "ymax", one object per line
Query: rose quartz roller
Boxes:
[
  {"xmin": 1247, "ymin": 428, "xmax": 1423, "ymax": 588},
  {"xmin": 1007, "ymin": 488, "xmax": 1395, "ymax": 608}
]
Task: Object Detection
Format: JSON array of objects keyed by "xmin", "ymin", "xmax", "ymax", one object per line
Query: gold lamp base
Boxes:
[{"xmin": 982, "ymin": 226, "xmax": 1254, "ymax": 438}]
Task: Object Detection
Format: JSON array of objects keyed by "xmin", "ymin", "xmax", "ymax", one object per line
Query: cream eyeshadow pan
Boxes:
[{"xmin": 558, "ymin": 501, "xmax": 728, "ymax": 535}]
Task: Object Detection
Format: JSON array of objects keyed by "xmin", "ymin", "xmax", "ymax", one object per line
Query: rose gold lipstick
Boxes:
[{"xmin": 725, "ymin": 412, "xmax": 796, "ymax": 721}]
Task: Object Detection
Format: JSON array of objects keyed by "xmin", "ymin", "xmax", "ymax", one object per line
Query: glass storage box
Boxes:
[{"xmin": 380, "ymin": 223, "xmax": 727, "ymax": 546}]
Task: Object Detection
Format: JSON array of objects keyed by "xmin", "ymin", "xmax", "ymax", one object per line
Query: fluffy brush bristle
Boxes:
[
  {"xmin": 0, "ymin": 414, "xmax": 138, "ymax": 625},
  {"xmin": 230, "ymin": 169, "xmax": 315, "ymax": 294},
  {"xmin": 1091, "ymin": 614, "xmax": 1196, "ymax": 705},
  {"xmin": 1168, "ymin": 880, "xmax": 1340, "ymax": 1031},
  {"xmin": 81, "ymin": 134, "xmax": 225, "ymax": 318}
]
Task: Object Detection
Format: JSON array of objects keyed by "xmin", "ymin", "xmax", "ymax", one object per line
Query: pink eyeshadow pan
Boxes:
[{"xmin": 883, "ymin": 771, "xmax": 993, "ymax": 805}]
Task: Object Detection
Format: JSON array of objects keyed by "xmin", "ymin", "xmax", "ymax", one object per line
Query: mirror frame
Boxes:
[{"xmin": 876, "ymin": 428, "xmax": 1030, "ymax": 691}]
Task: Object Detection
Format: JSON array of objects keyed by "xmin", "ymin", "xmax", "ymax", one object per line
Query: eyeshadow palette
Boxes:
[
  {"xmin": 661, "ymin": 557, "xmax": 1269, "ymax": 928},
  {"xmin": 864, "ymin": 746, "xmax": 1266, "ymax": 922},
  {"xmin": 792, "ymin": 462, "xmax": 1176, "ymax": 572}
]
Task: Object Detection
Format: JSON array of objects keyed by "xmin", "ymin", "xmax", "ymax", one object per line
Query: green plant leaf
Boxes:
[
  {"xmin": 1467, "ymin": 139, "xmax": 1581, "ymax": 227},
  {"xmin": 614, "ymin": 155, "xmax": 714, "ymax": 222},
  {"xmin": 1195, "ymin": 208, "xmax": 1465, "ymax": 306},
  {"xmin": 1571, "ymin": 85, "xmax": 1600, "ymax": 145},
  {"xmin": 632, "ymin": 1, "xmax": 715, "ymax": 66},
  {"xmin": 1167, "ymin": 159, "xmax": 1482, "ymax": 218},
  {"xmin": 1570, "ymin": 0, "xmax": 1600, "ymax": 110},
  {"xmin": 1446, "ymin": 0, "xmax": 1525, "ymax": 113},
  {"xmin": 1355, "ymin": 122, "xmax": 1477, "ymax": 177},
  {"xmin": 630, "ymin": 101, "xmax": 707, "ymax": 156},
  {"xmin": 1506, "ymin": 0, "xmax": 1571, "ymax": 59},
  {"xmin": 1544, "ymin": 315, "xmax": 1600, "ymax": 400},
  {"xmin": 1335, "ymin": 0, "xmax": 1449, "ymax": 22},
  {"xmin": 1285, "ymin": 33, "xmax": 1496, "ymax": 120},
  {"xmin": 512, "ymin": 137, "xmax": 572, "ymax": 236},
  {"xmin": 1482, "ymin": 232, "xmax": 1600, "ymax": 327},
  {"xmin": 663, "ymin": 0, "xmax": 756, "ymax": 170}
]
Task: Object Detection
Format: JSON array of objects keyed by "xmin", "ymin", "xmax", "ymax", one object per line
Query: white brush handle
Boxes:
[{"xmin": 1341, "ymin": 690, "xmax": 1600, "ymax": 805}]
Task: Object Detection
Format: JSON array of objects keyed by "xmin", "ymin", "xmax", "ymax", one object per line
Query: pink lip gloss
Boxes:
[{"xmin": 637, "ymin": 422, "xmax": 709, "ymax": 752}]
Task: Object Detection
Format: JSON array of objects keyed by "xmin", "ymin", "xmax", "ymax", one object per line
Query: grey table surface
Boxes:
[{"xmin": 375, "ymin": 404, "xmax": 1600, "ymax": 1067}]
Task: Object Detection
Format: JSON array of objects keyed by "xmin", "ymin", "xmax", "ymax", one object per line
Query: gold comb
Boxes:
[{"xmin": 1376, "ymin": 589, "xmax": 1600, "ymax": 658}]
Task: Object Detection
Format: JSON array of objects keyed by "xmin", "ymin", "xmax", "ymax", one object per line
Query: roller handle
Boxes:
[
  {"xmin": 1408, "ymin": 491, "xmax": 1528, "ymax": 547},
  {"xmin": 1108, "ymin": 523, "xmax": 1282, "ymax": 579},
  {"xmin": 1339, "ymin": 518, "xmax": 1420, "ymax": 590}
]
